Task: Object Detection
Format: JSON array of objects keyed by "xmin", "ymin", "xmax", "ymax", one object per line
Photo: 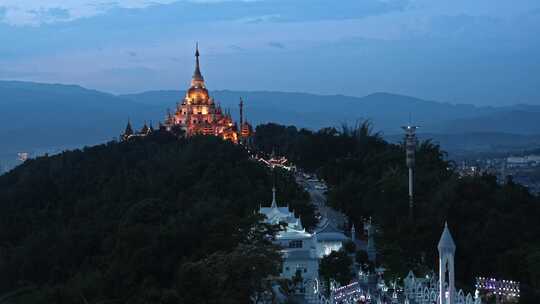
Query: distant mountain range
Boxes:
[
  {"xmin": 1, "ymin": 80, "xmax": 540, "ymax": 168},
  {"xmin": 120, "ymin": 89, "xmax": 540, "ymax": 135}
]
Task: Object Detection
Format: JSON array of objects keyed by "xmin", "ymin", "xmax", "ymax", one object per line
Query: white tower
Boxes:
[
  {"xmin": 438, "ymin": 222, "xmax": 456, "ymax": 304},
  {"xmin": 366, "ymin": 218, "xmax": 376, "ymax": 263},
  {"xmin": 401, "ymin": 125, "xmax": 418, "ymax": 219}
]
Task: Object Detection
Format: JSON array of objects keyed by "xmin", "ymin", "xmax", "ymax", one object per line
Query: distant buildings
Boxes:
[
  {"xmin": 456, "ymin": 154, "xmax": 540, "ymax": 194},
  {"xmin": 475, "ymin": 277, "xmax": 520, "ymax": 303},
  {"xmin": 121, "ymin": 120, "xmax": 152, "ymax": 141},
  {"xmin": 506, "ymin": 155, "xmax": 540, "ymax": 168},
  {"xmin": 121, "ymin": 45, "xmax": 253, "ymax": 144}
]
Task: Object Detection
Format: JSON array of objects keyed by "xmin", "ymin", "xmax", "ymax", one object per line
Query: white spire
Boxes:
[
  {"xmin": 438, "ymin": 221, "xmax": 456, "ymax": 304},
  {"xmin": 271, "ymin": 187, "xmax": 277, "ymax": 209},
  {"xmin": 438, "ymin": 221, "xmax": 456, "ymax": 254}
]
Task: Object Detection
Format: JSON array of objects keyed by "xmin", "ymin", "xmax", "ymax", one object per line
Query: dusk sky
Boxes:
[{"xmin": 0, "ymin": 0, "xmax": 539, "ymax": 105}]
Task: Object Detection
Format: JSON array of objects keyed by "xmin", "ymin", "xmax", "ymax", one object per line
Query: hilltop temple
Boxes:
[{"xmin": 122, "ymin": 45, "xmax": 253, "ymax": 144}]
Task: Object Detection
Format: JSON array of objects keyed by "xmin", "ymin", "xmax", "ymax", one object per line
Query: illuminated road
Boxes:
[{"xmin": 296, "ymin": 174, "xmax": 347, "ymax": 232}]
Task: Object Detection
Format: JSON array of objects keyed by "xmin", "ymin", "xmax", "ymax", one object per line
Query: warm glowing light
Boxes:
[{"xmin": 155, "ymin": 46, "xmax": 253, "ymax": 144}]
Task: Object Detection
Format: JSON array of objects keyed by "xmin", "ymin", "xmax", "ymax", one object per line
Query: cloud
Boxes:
[
  {"xmin": 268, "ymin": 42, "xmax": 285, "ymax": 49},
  {"xmin": 0, "ymin": 0, "xmax": 179, "ymax": 25},
  {"xmin": 241, "ymin": 14, "xmax": 282, "ymax": 24},
  {"xmin": 228, "ymin": 44, "xmax": 244, "ymax": 51},
  {"xmin": 1, "ymin": 0, "xmax": 539, "ymax": 105},
  {"xmin": 0, "ymin": 0, "xmax": 410, "ymax": 26},
  {"xmin": 101, "ymin": 66, "xmax": 156, "ymax": 77},
  {"xmin": 0, "ymin": 68, "xmax": 53, "ymax": 78}
]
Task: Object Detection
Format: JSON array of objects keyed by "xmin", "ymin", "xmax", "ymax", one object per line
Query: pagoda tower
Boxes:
[{"xmin": 163, "ymin": 44, "xmax": 253, "ymax": 143}]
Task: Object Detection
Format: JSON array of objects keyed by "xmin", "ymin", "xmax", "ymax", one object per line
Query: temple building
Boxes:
[
  {"xmin": 259, "ymin": 188, "xmax": 348, "ymax": 282},
  {"xmin": 121, "ymin": 119, "xmax": 153, "ymax": 141},
  {"xmin": 121, "ymin": 45, "xmax": 253, "ymax": 144},
  {"xmin": 163, "ymin": 45, "xmax": 253, "ymax": 144}
]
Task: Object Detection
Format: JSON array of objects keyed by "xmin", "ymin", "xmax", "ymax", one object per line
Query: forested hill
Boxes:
[
  {"xmin": 0, "ymin": 131, "xmax": 313, "ymax": 303},
  {"xmin": 253, "ymin": 122, "xmax": 540, "ymax": 303}
]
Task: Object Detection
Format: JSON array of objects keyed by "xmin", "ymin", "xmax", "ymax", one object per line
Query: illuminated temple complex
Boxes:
[{"xmin": 122, "ymin": 45, "xmax": 253, "ymax": 144}]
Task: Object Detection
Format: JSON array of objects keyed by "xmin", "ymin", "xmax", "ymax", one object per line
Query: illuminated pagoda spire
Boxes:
[
  {"xmin": 121, "ymin": 118, "xmax": 134, "ymax": 141},
  {"xmin": 141, "ymin": 121, "xmax": 150, "ymax": 135},
  {"xmin": 191, "ymin": 43, "xmax": 205, "ymax": 87},
  {"xmin": 124, "ymin": 118, "xmax": 133, "ymax": 136},
  {"xmin": 239, "ymin": 97, "xmax": 244, "ymax": 128},
  {"xmin": 158, "ymin": 46, "xmax": 253, "ymax": 144}
]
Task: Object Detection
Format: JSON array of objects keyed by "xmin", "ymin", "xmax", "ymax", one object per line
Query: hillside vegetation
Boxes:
[
  {"xmin": 254, "ymin": 122, "xmax": 540, "ymax": 303},
  {"xmin": 0, "ymin": 131, "xmax": 313, "ymax": 303}
]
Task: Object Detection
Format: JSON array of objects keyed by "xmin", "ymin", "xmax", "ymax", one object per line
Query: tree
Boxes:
[
  {"xmin": 255, "ymin": 122, "xmax": 540, "ymax": 302},
  {"xmin": 0, "ymin": 134, "xmax": 299, "ymax": 302},
  {"xmin": 356, "ymin": 250, "xmax": 369, "ymax": 269},
  {"xmin": 344, "ymin": 241, "xmax": 356, "ymax": 254},
  {"xmin": 319, "ymin": 250, "xmax": 353, "ymax": 295}
]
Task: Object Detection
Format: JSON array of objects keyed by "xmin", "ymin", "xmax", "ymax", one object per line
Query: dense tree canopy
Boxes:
[
  {"xmin": 2, "ymin": 121, "xmax": 539, "ymax": 302},
  {"xmin": 0, "ymin": 131, "xmax": 312, "ymax": 303},
  {"xmin": 319, "ymin": 250, "xmax": 354, "ymax": 295},
  {"xmin": 254, "ymin": 122, "xmax": 540, "ymax": 303}
]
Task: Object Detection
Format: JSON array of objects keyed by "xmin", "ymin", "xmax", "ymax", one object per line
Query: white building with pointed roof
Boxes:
[
  {"xmin": 259, "ymin": 188, "xmax": 351, "ymax": 284},
  {"xmin": 259, "ymin": 187, "xmax": 320, "ymax": 281},
  {"xmin": 402, "ymin": 223, "xmax": 481, "ymax": 304}
]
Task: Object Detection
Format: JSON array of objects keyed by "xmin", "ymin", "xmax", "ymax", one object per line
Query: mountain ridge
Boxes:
[{"xmin": 1, "ymin": 80, "xmax": 540, "ymax": 169}]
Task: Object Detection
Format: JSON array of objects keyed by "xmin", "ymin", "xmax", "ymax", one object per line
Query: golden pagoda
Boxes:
[{"xmin": 163, "ymin": 44, "xmax": 253, "ymax": 144}]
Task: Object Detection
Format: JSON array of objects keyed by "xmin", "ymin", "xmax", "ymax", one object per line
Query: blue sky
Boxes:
[{"xmin": 0, "ymin": 0, "xmax": 539, "ymax": 105}]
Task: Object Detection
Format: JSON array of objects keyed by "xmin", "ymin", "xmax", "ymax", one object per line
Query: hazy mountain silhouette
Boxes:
[
  {"xmin": 430, "ymin": 110, "xmax": 540, "ymax": 135},
  {"xmin": 0, "ymin": 81, "xmax": 163, "ymax": 150},
  {"xmin": 2, "ymin": 80, "xmax": 540, "ymax": 169}
]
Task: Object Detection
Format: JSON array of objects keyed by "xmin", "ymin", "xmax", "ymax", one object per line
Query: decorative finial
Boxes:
[
  {"xmin": 239, "ymin": 97, "xmax": 244, "ymax": 134},
  {"xmin": 271, "ymin": 187, "xmax": 277, "ymax": 208},
  {"xmin": 192, "ymin": 42, "xmax": 204, "ymax": 83}
]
